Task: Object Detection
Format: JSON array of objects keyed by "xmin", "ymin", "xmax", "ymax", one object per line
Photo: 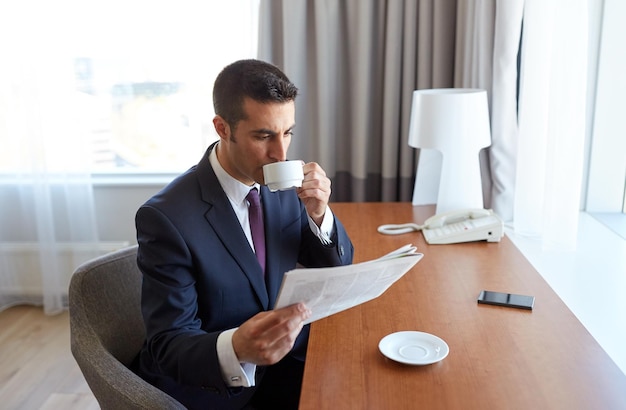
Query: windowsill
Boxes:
[
  {"xmin": 0, "ymin": 172, "xmax": 179, "ymax": 187},
  {"xmin": 506, "ymin": 212, "xmax": 626, "ymax": 376},
  {"xmin": 590, "ymin": 212, "xmax": 626, "ymax": 240},
  {"xmin": 91, "ymin": 172, "xmax": 178, "ymax": 187}
]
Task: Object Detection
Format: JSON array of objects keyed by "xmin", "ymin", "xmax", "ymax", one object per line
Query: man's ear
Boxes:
[{"xmin": 212, "ymin": 116, "xmax": 230, "ymax": 140}]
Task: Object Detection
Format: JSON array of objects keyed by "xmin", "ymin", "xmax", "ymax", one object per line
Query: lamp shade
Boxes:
[{"xmin": 408, "ymin": 88, "xmax": 491, "ymax": 214}]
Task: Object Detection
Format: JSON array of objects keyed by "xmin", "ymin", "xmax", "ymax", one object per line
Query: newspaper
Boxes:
[{"xmin": 275, "ymin": 244, "xmax": 423, "ymax": 324}]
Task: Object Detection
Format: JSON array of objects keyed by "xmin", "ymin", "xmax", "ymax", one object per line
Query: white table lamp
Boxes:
[{"xmin": 408, "ymin": 88, "xmax": 491, "ymax": 214}]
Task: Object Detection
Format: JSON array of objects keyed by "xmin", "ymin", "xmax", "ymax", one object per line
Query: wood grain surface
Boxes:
[{"xmin": 299, "ymin": 203, "xmax": 626, "ymax": 410}]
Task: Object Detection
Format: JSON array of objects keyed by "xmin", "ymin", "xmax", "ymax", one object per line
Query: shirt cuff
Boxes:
[
  {"xmin": 307, "ymin": 206, "xmax": 334, "ymax": 245},
  {"xmin": 216, "ymin": 328, "xmax": 256, "ymax": 387}
]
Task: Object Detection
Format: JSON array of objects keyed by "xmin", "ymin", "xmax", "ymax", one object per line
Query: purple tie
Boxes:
[{"xmin": 246, "ymin": 188, "xmax": 266, "ymax": 274}]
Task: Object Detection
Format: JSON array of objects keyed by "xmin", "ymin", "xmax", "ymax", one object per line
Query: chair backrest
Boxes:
[{"xmin": 69, "ymin": 245, "xmax": 185, "ymax": 410}]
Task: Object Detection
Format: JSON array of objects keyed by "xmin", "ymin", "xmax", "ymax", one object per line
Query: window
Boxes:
[
  {"xmin": 0, "ymin": 0, "xmax": 260, "ymax": 174},
  {"xmin": 586, "ymin": 0, "xmax": 626, "ymax": 238},
  {"xmin": 585, "ymin": 0, "xmax": 625, "ymax": 214},
  {"xmin": 79, "ymin": 0, "xmax": 260, "ymax": 173}
]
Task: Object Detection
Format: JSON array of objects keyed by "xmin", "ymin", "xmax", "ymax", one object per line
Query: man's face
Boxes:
[{"xmin": 215, "ymin": 97, "xmax": 295, "ymax": 186}]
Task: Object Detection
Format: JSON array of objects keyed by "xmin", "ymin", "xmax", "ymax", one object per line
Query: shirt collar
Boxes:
[{"xmin": 209, "ymin": 143, "xmax": 260, "ymax": 205}]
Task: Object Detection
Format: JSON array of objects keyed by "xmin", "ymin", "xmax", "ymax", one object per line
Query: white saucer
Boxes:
[{"xmin": 378, "ymin": 331, "xmax": 449, "ymax": 365}]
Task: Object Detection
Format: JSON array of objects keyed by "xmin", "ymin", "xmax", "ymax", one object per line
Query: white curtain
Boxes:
[
  {"xmin": 0, "ymin": 2, "xmax": 100, "ymax": 314},
  {"xmin": 1, "ymin": 0, "xmax": 262, "ymax": 314},
  {"xmin": 452, "ymin": 0, "xmax": 589, "ymax": 248},
  {"xmin": 515, "ymin": 0, "xmax": 588, "ymax": 250},
  {"xmin": 453, "ymin": 0, "xmax": 524, "ymax": 222}
]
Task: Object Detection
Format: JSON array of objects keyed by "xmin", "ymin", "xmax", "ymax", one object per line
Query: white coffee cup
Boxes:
[{"xmin": 263, "ymin": 160, "xmax": 304, "ymax": 192}]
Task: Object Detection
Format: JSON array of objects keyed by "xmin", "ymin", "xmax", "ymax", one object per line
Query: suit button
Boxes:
[{"xmin": 339, "ymin": 245, "xmax": 344, "ymax": 256}]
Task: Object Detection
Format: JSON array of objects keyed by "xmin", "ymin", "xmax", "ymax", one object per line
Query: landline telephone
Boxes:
[{"xmin": 377, "ymin": 208, "xmax": 504, "ymax": 244}]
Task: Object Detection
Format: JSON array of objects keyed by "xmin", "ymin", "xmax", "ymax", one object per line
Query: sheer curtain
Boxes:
[
  {"xmin": 1, "ymin": 0, "xmax": 263, "ymax": 314},
  {"xmin": 0, "ymin": 3, "xmax": 100, "ymax": 314},
  {"xmin": 515, "ymin": 0, "xmax": 588, "ymax": 249}
]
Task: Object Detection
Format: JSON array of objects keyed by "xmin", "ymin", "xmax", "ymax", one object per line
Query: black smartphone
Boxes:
[{"xmin": 477, "ymin": 290, "xmax": 535, "ymax": 310}]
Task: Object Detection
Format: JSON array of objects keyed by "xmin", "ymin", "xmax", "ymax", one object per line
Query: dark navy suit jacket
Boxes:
[{"xmin": 135, "ymin": 143, "xmax": 354, "ymax": 409}]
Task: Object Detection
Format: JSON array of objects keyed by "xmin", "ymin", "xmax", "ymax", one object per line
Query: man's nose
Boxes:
[{"xmin": 269, "ymin": 138, "xmax": 288, "ymax": 161}]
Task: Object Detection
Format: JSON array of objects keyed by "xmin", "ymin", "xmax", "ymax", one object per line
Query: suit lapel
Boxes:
[{"xmin": 197, "ymin": 145, "xmax": 269, "ymax": 309}]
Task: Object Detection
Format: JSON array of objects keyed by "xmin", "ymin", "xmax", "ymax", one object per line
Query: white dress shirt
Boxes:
[{"xmin": 209, "ymin": 146, "xmax": 334, "ymax": 387}]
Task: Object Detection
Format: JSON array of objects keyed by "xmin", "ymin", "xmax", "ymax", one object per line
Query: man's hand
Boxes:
[
  {"xmin": 297, "ymin": 162, "xmax": 331, "ymax": 226},
  {"xmin": 232, "ymin": 303, "xmax": 311, "ymax": 365}
]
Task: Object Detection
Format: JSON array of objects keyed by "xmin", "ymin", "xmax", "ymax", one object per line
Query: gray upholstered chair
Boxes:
[{"xmin": 69, "ymin": 245, "xmax": 185, "ymax": 409}]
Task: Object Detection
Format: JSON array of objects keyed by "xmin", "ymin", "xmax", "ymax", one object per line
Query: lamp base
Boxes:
[{"xmin": 411, "ymin": 149, "xmax": 485, "ymax": 215}]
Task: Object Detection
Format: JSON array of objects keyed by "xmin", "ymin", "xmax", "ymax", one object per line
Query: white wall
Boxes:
[
  {"xmin": 0, "ymin": 182, "xmax": 163, "ymax": 245},
  {"xmin": 94, "ymin": 184, "xmax": 165, "ymax": 244}
]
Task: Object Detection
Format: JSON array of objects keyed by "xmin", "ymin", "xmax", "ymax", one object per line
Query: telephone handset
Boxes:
[{"xmin": 377, "ymin": 208, "xmax": 504, "ymax": 244}]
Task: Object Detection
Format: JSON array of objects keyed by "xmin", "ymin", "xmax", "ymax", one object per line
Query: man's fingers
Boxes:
[
  {"xmin": 257, "ymin": 303, "xmax": 311, "ymax": 342},
  {"xmin": 233, "ymin": 304, "xmax": 311, "ymax": 365}
]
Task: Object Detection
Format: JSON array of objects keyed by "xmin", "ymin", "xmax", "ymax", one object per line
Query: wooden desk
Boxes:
[{"xmin": 300, "ymin": 203, "xmax": 626, "ymax": 409}]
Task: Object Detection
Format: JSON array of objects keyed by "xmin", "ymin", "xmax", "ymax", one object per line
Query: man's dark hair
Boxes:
[{"xmin": 213, "ymin": 59, "xmax": 299, "ymax": 127}]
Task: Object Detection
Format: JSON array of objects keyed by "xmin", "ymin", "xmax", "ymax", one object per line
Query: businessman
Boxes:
[{"xmin": 134, "ymin": 59, "xmax": 354, "ymax": 409}]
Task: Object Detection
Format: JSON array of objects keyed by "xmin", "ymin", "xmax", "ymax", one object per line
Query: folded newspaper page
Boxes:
[{"xmin": 275, "ymin": 244, "xmax": 423, "ymax": 324}]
